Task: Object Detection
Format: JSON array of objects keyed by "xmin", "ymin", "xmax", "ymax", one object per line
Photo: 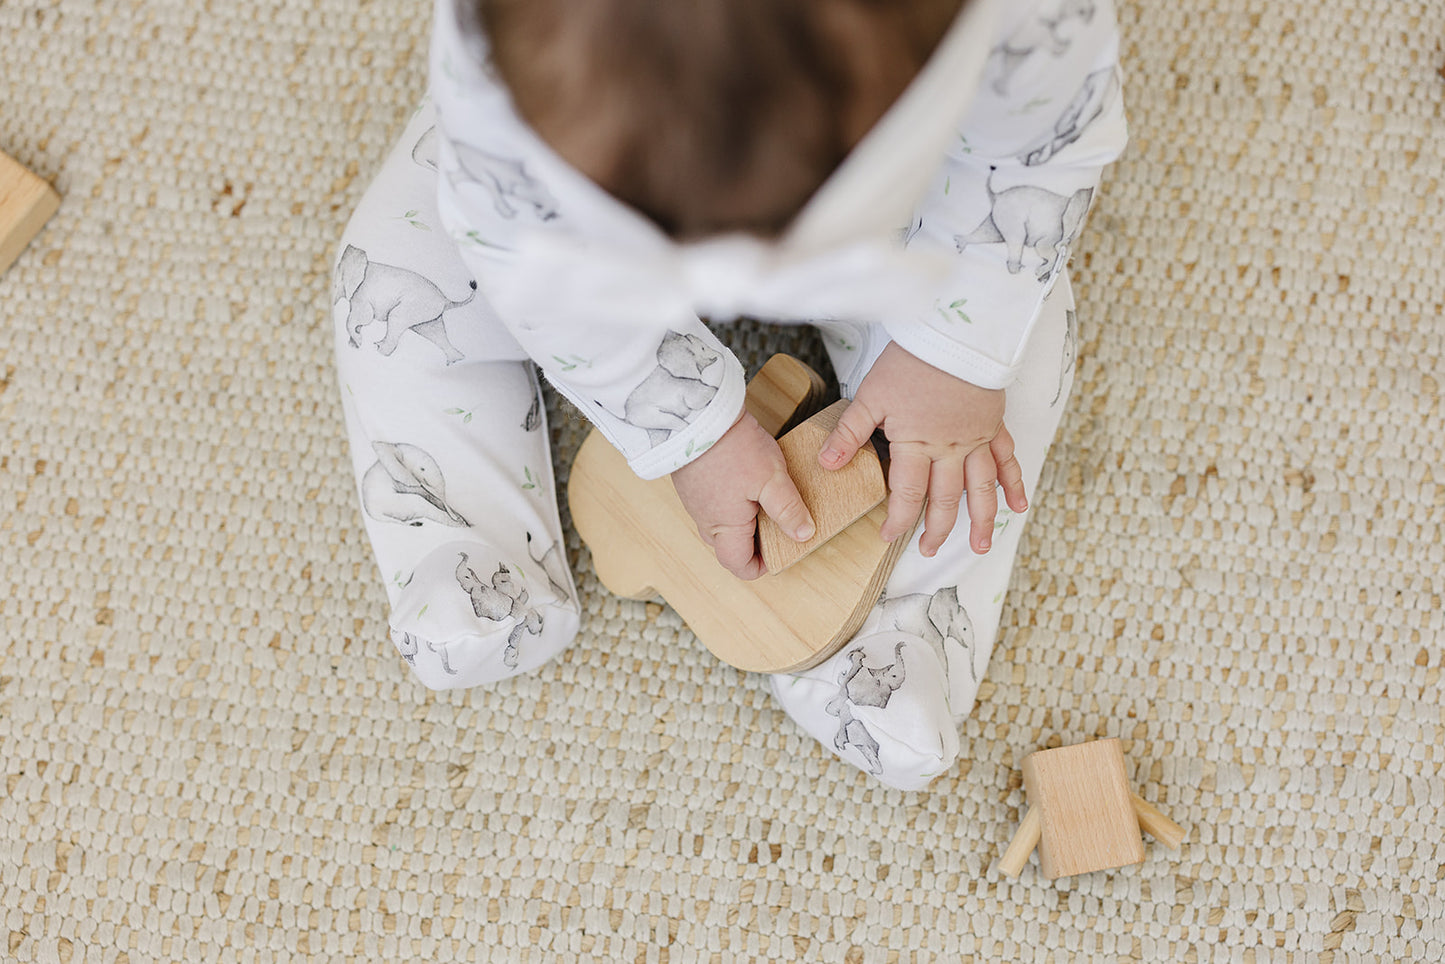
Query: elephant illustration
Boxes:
[
  {"xmin": 1052, "ymin": 308, "xmax": 1078, "ymax": 406},
  {"xmin": 454, "ymin": 554, "xmax": 544, "ymax": 669},
  {"xmin": 412, "ymin": 125, "xmax": 439, "ymax": 171},
  {"xmin": 447, "ymin": 142, "xmax": 559, "ymax": 221},
  {"xmin": 954, "ymin": 168, "xmax": 1093, "ymax": 282},
  {"xmin": 392, "ymin": 630, "xmax": 420, "ymax": 666},
  {"xmin": 898, "ymin": 215, "xmax": 924, "ymax": 247},
  {"xmin": 825, "ymin": 642, "xmax": 908, "ymax": 775},
  {"xmin": 1021, "ymin": 67, "xmax": 1120, "ymax": 167},
  {"xmin": 334, "ymin": 244, "xmax": 472, "ymax": 364},
  {"xmin": 874, "ymin": 585, "xmax": 979, "ymax": 684},
  {"xmin": 391, "ymin": 628, "xmax": 471, "ymax": 678},
  {"xmin": 527, "ymin": 532, "xmax": 574, "ymax": 602},
  {"xmin": 361, "ymin": 441, "xmax": 470, "ymax": 527},
  {"xmin": 988, "ymin": 0, "xmax": 1097, "ymax": 96},
  {"xmin": 595, "ymin": 330, "xmax": 722, "ymax": 446},
  {"xmin": 521, "ymin": 390, "xmax": 542, "ymax": 432}
]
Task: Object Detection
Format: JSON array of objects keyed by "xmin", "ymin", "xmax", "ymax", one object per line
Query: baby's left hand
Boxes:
[{"xmin": 818, "ymin": 342, "xmax": 1028, "ymax": 557}]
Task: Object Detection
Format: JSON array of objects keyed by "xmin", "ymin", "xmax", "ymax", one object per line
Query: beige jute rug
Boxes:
[{"xmin": 2, "ymin": 0, "xmax": 1442, "ymax": 960}]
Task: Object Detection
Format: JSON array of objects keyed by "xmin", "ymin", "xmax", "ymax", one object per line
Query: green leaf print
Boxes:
[
  {"xmin": 684, "ymin": 437, "xmax": 717, "ymax": 459},
  {"xmin": 994, "ymin": 506, "xmax": 1013, "ymax": 535},
  {"xmin": 522, "ymin": 467, "xmax": 538, "ymax": 491},
  {"xmin": 445, "ymin": 407, "xmax": 475, "ymax": 424},
  {"xmin": 395, "ymin": 209, "xmax": 431, "ymax": 231},
  {"xmin": 934, "ymin": 298, "xmax": 973, "ymax": 325},
  {"xmin": 1014, "ymin": 96, "xmax": 1052, "ymax": 115},
  {"xmin": 552, "ymin": 354, "xmax": 591, "ymax": 372},
  {"xmin": 461, "ymin": 230, "xmax": 508, "ymax": 252}
]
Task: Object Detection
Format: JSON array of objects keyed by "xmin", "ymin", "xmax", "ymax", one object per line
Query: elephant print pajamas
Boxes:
[{"xmin": 332, "ymin": 0, "xmax": 1127, "ymax": 789}]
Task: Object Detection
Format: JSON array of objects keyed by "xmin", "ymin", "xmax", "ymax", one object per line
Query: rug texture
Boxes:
[{"xmin": 2, "ymin": 0, "xmax": 1442, "ymax": 960}]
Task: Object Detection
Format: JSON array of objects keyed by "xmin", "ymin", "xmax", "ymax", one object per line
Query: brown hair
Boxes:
[{"xmin": 466, "ymin": 0, "xmax": 965, "ymax": 238}]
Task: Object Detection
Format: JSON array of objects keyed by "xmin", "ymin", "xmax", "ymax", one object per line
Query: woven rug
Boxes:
[{"xmin": 2, "ymin": 0, "xmax": 1442, "ymax": 960}]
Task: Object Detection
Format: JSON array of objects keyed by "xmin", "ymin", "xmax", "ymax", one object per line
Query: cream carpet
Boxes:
[{"xmin": 2, "ymin": 0, "xmax": 1442, "ymax": 960}]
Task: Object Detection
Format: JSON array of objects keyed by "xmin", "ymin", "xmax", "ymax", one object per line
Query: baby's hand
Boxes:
[
  {"xmin": 670, "ymin": 412, "xmax": 816, "ymax": 580},
  {"xmin": 818, "ymin": 342, "xmax": 1027, "ymax": 557}
]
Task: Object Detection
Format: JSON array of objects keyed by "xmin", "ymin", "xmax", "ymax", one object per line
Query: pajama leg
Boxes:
[
  {"xmin": 332, "ymin": 96, "xmax": 580, "ymax": 689},
  {"xmin": 771, "ymin": 277, "xmax": 1080, "ymax": 790}
]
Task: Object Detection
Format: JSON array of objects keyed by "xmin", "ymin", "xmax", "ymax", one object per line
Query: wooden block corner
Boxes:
[
  {"xmin": 757, "ymin": 400, "xmax": 888, "ymax": 574},
  {"xmin": 0, "ymin": 151, "xmax": 61, "ymax": 276}
]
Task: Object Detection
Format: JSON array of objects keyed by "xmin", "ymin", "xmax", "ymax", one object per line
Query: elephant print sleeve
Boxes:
[
  {"xmin": 881, "ymin": 0, "xmax": 1129, "ymax": 390},
  {"xmin": 426, "ymin": 0, "xmax": 747, "ymax": 481}
]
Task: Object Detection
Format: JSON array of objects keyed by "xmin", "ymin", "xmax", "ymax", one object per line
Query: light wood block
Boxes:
[
  {"xmin": 1002, "ymin": 740, "xmax": 1187, "ymax": 879},
  {"xmin": 0, "ymin": 151, "xmax": 60, "ymax": 276},
  {"xmin": 742, "ymin": 353, "xmax": 826, "ymax": 437},
  {"xmin": 757, "ymin": 400, "xmax": 887, "ymax": 574},
  {"xmin": 1021, "ymin": 739, "xmax": 1146, "ymax": 879},
  {"xmin": 568, "ymin": 354, "xmax": 916, "ymax": 674}
]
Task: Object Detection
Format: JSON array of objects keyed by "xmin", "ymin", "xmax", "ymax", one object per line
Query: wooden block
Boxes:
[
  {"xmin": 1020, "ymin": 739, "xmax": 1145, "ymax": 879},
  {"xmin": 0, "ymin": 152, "xmax": 60, "ymax": 276},
  {"xmin": 757, "ymin": 400, "xmax": 887, "ymax": 574},
  {"xmin": 743, "ymin": 353, "xmax": 827, "ymax": 437},
  {"xmin": 568, "ymin": 354, "xmax": 917, "ymax": 674}
]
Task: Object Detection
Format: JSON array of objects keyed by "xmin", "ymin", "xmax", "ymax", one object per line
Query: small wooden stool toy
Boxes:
[
  {"xmin": 0, "ymin": 151, "xmax": 60, "ymax": 276},
  {"xmin": 999, "ymin": 738, "xmax": 1186, "ymax": 879},
  {"xmin": 568, "ymin": 354, "xmax": 916, "ymax": 674}
]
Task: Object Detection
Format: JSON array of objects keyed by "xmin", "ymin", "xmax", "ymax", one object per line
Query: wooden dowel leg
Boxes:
[
  {"xmin": 1130, "ymin": 791, "xmax": 1186, "ymax": 850},
  {"xmin": 999, "ymin": 805, "xmax": 1042, "ymax": 876}
]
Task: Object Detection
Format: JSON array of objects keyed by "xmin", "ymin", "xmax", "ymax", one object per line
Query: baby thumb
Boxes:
[{"xmin": 758, "ymin": 469, "xmax": 815, "ymax": 543}]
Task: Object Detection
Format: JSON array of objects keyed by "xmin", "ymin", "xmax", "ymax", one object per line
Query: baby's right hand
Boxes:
[{"xmin": 670, "ymin": 412, "xmax": 816, "ymax": 580}]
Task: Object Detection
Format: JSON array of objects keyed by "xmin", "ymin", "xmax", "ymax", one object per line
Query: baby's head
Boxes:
[{"xmin": 465, "ymin": 0, "xmax": 964, "ymax": 239}]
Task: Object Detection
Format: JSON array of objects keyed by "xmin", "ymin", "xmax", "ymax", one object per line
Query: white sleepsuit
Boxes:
[{"xmin": 333, "ymin": 0, "xmax": 1128, "ymax": 789}]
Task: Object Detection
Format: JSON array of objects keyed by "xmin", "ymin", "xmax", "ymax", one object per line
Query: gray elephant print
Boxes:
[
  {"xmin": 898, "ymin": 215, "xmax": 924, "ymax": 247},
  {"xmin": 988, "ymin": 0, "xmax": 1097, "ymax": 97},
  {"xmin": 954, "ymin": 168, "xmax": 1093, "ymax": 282},
  {"xmin": 362, "ymin": 441, "xmax": 471, "ymax": 527},
  {"xmin": 412, "ymin": 126, "xmax": 439, "ymax": 171},
  {"xmin": 825, "ymin": 642, "xmax": 907, "ymax": 775},
  {"xmin": 1052, "ymin": 309, "xmax": 1077, "ymax": 406},
  {"xmin": 391, "ymin": 630, "xmax": 466, "ymax": 677},
  {"xmin": 392, "ymin": 630, "xmax": 420, "ymax": 666},
  {"xmin": 874, "ymin": 585, "xmax": 979, "ymax": 684},
  {"xmin": 522, "ymin": 389, "xmax": 542, "ymax": 432},
  {"xmin": 447, "ymin": 142, "xmax": 559, "ymax": 221},
  {"xmin": 595, "ymin": 331, "xmax": 722, "ymax": 446},
  {"xmin": 334, "ymin": 244, "xmax": 472, "ymax": 364},
  {"xmin": 454, "ymin": 554, "xmax": 544, "ymax": 669},
  {"xmin": 1021, "ymin": 67, "xmax": 1120, "ymax": 167},
  {"xmin": 527, "ymin": 531, "xmax": 574, "ymax": 602}
]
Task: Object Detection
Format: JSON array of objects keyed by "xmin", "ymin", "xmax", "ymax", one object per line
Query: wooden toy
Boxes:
[
  {"xmin": 756, "ymin": 399, "xmax": 887, "ymax": 574},
  {"xmin": 568, "ymin": 354, "xmax": 915, "ymax": 674},
  {"xmin": 999, "ymin": 738, "xmax": 1186, "ymax": 879},
  {"xmin": 0, "ymin": 151, "xmax": 60, "ymax": 276}
]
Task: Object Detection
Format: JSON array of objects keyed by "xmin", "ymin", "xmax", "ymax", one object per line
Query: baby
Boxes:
[{"xmin": 333, "ymin": 0, "xmax": 1127, "ymax": 790}]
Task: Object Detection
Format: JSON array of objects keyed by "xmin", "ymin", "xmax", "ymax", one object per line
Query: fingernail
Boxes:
[
  {"xmin": 796, "ymin": 521, "xmax": 815, "ymax": 541},
  {"xmin": 820, "ymin": 447, "xmax": 842, "ymax": 466},
  {"xmin": 980, "ymin": 538, "xmax": 991, "ymax": 552}
]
